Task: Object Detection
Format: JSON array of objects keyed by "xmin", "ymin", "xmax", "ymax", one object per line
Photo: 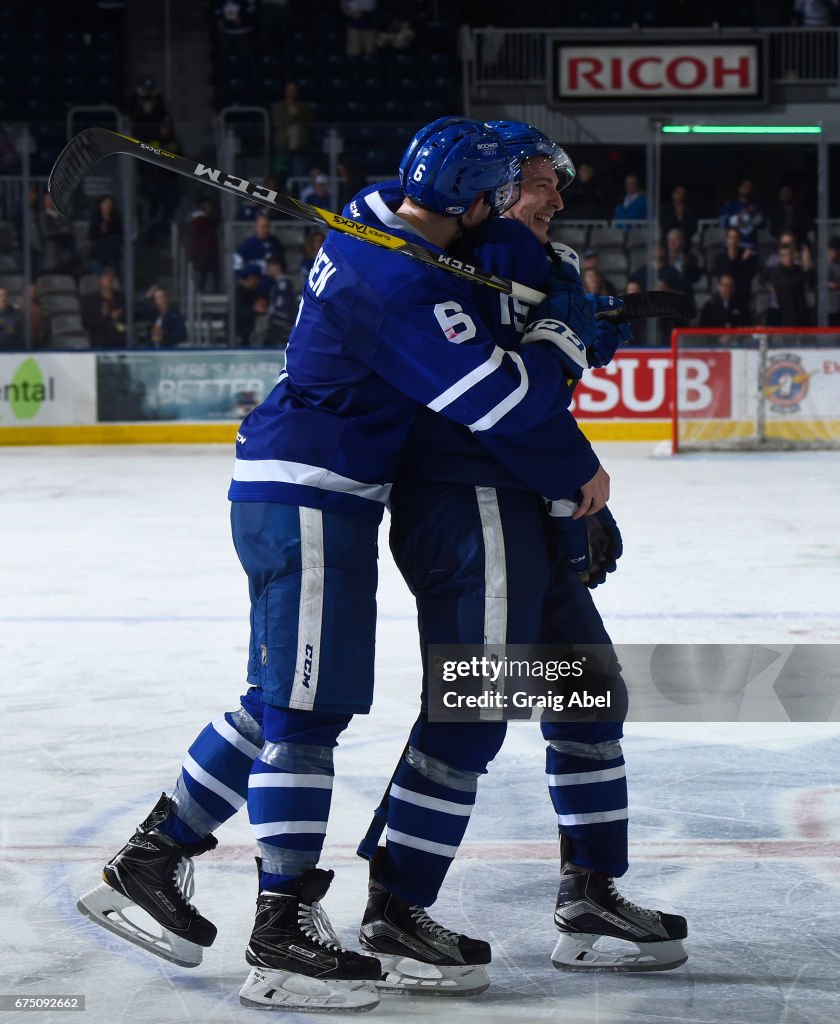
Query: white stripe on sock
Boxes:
[
  {"xmin": 391, "ymin": 783, "xmax": 473, "ymax": 817},
  {"xmin": 212, "ymin": 716, "xmax": 263, "ymax": 760},
  {"xmin": 548, "ymin": 765, "xmax": 627, "ymax": 787},
  {"xmin": 183, "ymin": 753, "xmax": 246, "ymax": 810},
  {"xmin": 251, "ymin": 819, "xmax": 328, "ymax": 839},
  {"xmin": 249, "ymin": 772, "xmax": 333, "ymax": 790},
  {"xmin": 557, "ymin": 808, "xmax": 629, "ymax": 826},
  {"xmin": 385, "ymin": 827, "xmax": 459, "ymax": 859}
]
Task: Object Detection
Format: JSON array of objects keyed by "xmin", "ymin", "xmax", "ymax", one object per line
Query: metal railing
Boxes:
[{"xmin": 464, "ymin": 25, "xmax": 840, "ymax": 93}]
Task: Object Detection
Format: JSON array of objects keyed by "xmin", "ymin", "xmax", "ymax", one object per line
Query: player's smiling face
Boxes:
[{"xmin": 504, "ymin": 156, "xmax": 563, "ymax": 243}]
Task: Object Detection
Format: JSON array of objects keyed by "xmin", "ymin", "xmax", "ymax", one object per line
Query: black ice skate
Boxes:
[
  {"xmin": 552, "ymin": 849, "xmax": 688, "ymax": 972},
  {"xmin": 358, "ymin": 850, "xmax": 491, "ymax": 996},
  {"xmin": 76, "ymin": 793, "xmax": 217, "ymax": 967},
  {"xmin": 239, "ymin": 866, "xmax": 381, "ymax": 1013}
]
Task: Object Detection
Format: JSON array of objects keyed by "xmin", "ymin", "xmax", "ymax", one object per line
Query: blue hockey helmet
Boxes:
[
  {"xmin": 399, "ymin": 116, "xmax": 520, "ymax": 217},
  {"xmin": 485, "ymin": 121, "xmax": 576, "ymax": 192}
]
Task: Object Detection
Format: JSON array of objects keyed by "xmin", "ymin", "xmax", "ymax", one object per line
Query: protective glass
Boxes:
[{"xmin": 511, "ymin": 138, "xmax": 576, "ymax": 193}]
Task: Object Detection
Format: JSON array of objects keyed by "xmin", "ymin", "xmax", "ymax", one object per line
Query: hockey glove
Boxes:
[
  {"xmin": 582, "ymin": 506, "xmax": 623, "ymax": 588},
  {"xmin": 547, "ymin": 501, "xmax": 623, "ymax": 589},
  {"xmin": 586, "ymin": 295, "xmax": 633, "ymax": 368},
  {"xmin": 522, "ymin": 318, "xmax": 588, "ymax": 379}
]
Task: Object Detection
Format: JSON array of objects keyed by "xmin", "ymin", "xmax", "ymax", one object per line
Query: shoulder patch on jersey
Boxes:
[{"xmin": 549, "ymin": 243, "xmax": 580, "ymax": 274}]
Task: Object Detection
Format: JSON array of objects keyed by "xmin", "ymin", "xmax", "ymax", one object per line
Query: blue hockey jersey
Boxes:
[
  {"xmin": 228, "ymin": 183, "xmax": 583, "ymax": 520},
  {"xmin": 396, "ymin": 197, "xmax": 599, "ymax": 498}
]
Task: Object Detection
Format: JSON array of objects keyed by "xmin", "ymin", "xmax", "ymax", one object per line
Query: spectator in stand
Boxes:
[
  {"xmin": 141, "ymin": 117, "xmax": 183, "ymax": 232},
  {"xmin": 564, "ymin": 162, "xmax": 606, "ymax": 220},
  {"xmin": 128, "ymin": 77, "xmax": 168, "ymax": 142},
  {"xmin": 699, "ymin": 274, "xmax": 748, "ymax": 328},
  {"xmin": 613, "ymin": 173, "xmax": 647, "ymax": 229},
  {"xmin": 299, "ymin": 229, "xmax": 326, "ymax": 289},
  {"xmin": 629, "ymin": 239, "xmax": 666, "ymax": 289},
  {"xmin": 0, "ymin": 287, "xmax": 22, "ymax": 348},
  {"xmin": 270, "ymin": 82, "xmax": 313, "ymax": 180},
  {"xmin": 81, "ymin": 268, "xmax": 126, "ymax": 347},
  {"xmin": 719, "ymin": 178, "xmax": 767, "ymax": 250},
  {"xmin": 238, "ymin": 177, "xmax": 282, "ymax": 221},
  {"xmin": 190, "ymin": 198, "xmax": 220, "ymax": 293},
  {"xmin": 768, "ymin": 244, "xmax": 813, "ymax": 326},
  {"xmin": 624, "ymin": 279, "xmax": 642, "ymax": 295},
  {"xmin": 341, "ymin": 0, "xmax": 378, "ymax": 57},
  {"xmin": 141, "ymin": 285, "xmax": 188, "ymax": 347},
  {"xmin": 791, "ymin": 0, "xmax": 839, "ymax": 26},
  {"xmin": 376, "ymin": 17, "xmax": 415, "ymax": 50},
  {"xmin": 34, "ymin": 191, "xmax": 79, "ymax": 276},
  {"xmin": 337, "ymin": 153, "xmax": 368, "ymax": 210},
  {"xmin": 712, "ymin": 227, "xmax": 758, "ymax": 312},
  {"xmin": 762, "ymin": 230, "xmax": 812, "ymax": 278},
  {"xmin": 660, "ymin": 184, "xmax": 698, "ymax": 247},
  {"xmin": 581, "ymin": 249, "xmax": 617, "ymax": 294},
  {"xmin": 19, "ymin": 283, "xmax": 47, "ymax": 348},
  {"xmin": 300, "ymin": 172, "xmax": 331, "ymax": 209},
  {"xmin": 233, "ymin": 212, "xmax": 285, "ymax": 345},
  {"xmin": 259, "ymin": 254, "xmax": 297, "ymax": 347},
  {"xmin": 828, "ymin": 236, "xmax": 840, "ymax": 327},
  {"xmin": 215, "ymin": 0, "xmax": 258, "ymax": 58},
  {"xmin": 582, "ymin": 267, "xmax": 610, "ymax": 296},
  {"xmin": 664, "ymin": 227, "xmax": 702, "ymax": 296},
  {"xmin": 768, "ymin": 183, "xmax": 812, "ymax": 242},
  {"xmin": 88, "ymin": 195, "xmax": 123, "ymax": 275}
]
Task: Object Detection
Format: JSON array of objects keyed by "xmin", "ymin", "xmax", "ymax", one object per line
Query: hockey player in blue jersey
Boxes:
[
  {"xmin": 75, "ymin": 117, "xmax": 618, "ymax": 1012},
  {"xmin": 376, "ymin": 120, "xmax": 687, "ymax": 975}
]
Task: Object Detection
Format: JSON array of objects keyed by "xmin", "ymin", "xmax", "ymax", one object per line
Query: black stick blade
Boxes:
[
  {"xmin": 48, "ymin": 128, "xmax": 123, "ymax": 217},
  {"xmin": 597, "ymin": 290, "xmax": 696, "ymax": 323}
]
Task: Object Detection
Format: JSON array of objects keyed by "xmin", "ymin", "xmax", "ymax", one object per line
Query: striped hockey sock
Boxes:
[
  {"xmin": 545, "ymin": 737, "xmax": 629, "ymax": 877},
  {"xmin": 382, "ymin": 746, "xmax": 480, "ymax": 906},
  {"xmin": 160, "ymin": 706, "xmax": 264, "ymax": 846}
]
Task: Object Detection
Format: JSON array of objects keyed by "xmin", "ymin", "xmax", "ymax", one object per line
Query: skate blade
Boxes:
[
  {"xmin": 551, "ymin": 933, "xmax": 688, "ymax": 973},
  {"xmin": 374, "ymin": 955, "xmax": 490, "ymax": 997},
  {"xmin": 239, "ymin": 967, "xmax": 380, "ymax": 1013},
  {"xmin": 77, "ymin": 882, "xmax": 204, "ymax": 968}
]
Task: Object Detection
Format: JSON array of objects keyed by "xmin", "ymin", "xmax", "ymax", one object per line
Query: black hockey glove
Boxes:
[{"xmin": 548, "ymin": 502, "xmax": 623, "ymax": 589}]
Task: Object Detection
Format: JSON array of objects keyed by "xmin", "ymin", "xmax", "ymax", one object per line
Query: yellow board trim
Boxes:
[
  {"xmin": 579, "ymin": 421, "xmax": 670, "ymax": 442},
  {"xmin": 0, "ymin": 423, "xmax": 239, "ymax": 445},
  {"xmin": 0, "ymin": 420, "xmax": 673, "ymax": 446}
]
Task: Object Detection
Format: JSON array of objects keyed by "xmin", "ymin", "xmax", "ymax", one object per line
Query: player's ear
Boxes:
[{"xmin": 460, "ymin": 194, "xmax": 492, "ymax": 230}]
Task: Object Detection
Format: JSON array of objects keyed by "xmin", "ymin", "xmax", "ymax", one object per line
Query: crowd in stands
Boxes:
[{"xmin": 1, "ymin": 0, "xmax": 839, "ymax": 349}]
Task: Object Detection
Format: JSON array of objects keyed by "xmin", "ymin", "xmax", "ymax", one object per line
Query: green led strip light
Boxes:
[{"xmin": 661, "ymin": 125, "xmax": 822, "ymax": 134}]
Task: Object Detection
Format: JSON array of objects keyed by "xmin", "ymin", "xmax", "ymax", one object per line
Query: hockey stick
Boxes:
[
  {"xmin": 48, "ymin": 128, "xmax": 693, "ymax": 323},
  {"xmin": 599, "ymin": 289, "xmax": 695, "ymax": 324},
  {"xmin": 47, "ymin": 127, "xmax": 544, "ymax": 305}
]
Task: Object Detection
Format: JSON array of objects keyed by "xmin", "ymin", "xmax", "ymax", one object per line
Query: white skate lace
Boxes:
[
  {"xmin": 607, "ymin": 880, "xmax": 659, "ymax": 922},
  {"xmin": 298, "ymin": 900, "xmax": 343, "ymax": 951},
  {"xmin": 409, "ymin": 905, "xmax": 461, "ymax": 944},
  {"xmin": 173, "ymin": 857, "xmax": 197, "ymax": 911}
]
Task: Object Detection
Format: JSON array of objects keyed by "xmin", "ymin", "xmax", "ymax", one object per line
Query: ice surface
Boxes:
[{"xmin": 1, "ymin": 443, "xmax": 838, "ymax": 1024}]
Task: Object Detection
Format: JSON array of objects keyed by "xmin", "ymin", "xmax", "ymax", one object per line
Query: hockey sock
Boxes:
[
  {"xmin": 381, "ymin": 720, "xmax": 506, "ymax": 906},
  {"xmin": 544, "ymin": 735, "xmax": 629, "ymax": 877},
  {"xmin": 160, "ymin": 701, "xmax": 265, "ymax": 845},
  {"xmin": 249, "ymin": 705, "xmax": 351, "ymax": 890}
]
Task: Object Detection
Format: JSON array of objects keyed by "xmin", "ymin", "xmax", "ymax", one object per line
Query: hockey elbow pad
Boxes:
[{"xmin": 522, "ymin": 318, "xmax": 588, "ymax": 379}]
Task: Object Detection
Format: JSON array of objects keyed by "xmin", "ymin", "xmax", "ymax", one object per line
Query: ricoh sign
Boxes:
[{"xmin": 551, "ymin": 39, "xmax": 766, "ymax": 106}]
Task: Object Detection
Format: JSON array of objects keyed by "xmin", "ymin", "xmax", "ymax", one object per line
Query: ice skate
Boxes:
[
  {"xmin": 76, "ymin": 793, "xmax": 217, "ymax": 968},
  {"xmin": 358, "ymin": 850, "xmax": 490, "ymax": 996},
  {"xmin": 239, "ymin": 866, "xmax": 381, "ymax": 1013},
  {"xmin": 552, "ymin": 850, "xmax": 687, "ymax": 973}
]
